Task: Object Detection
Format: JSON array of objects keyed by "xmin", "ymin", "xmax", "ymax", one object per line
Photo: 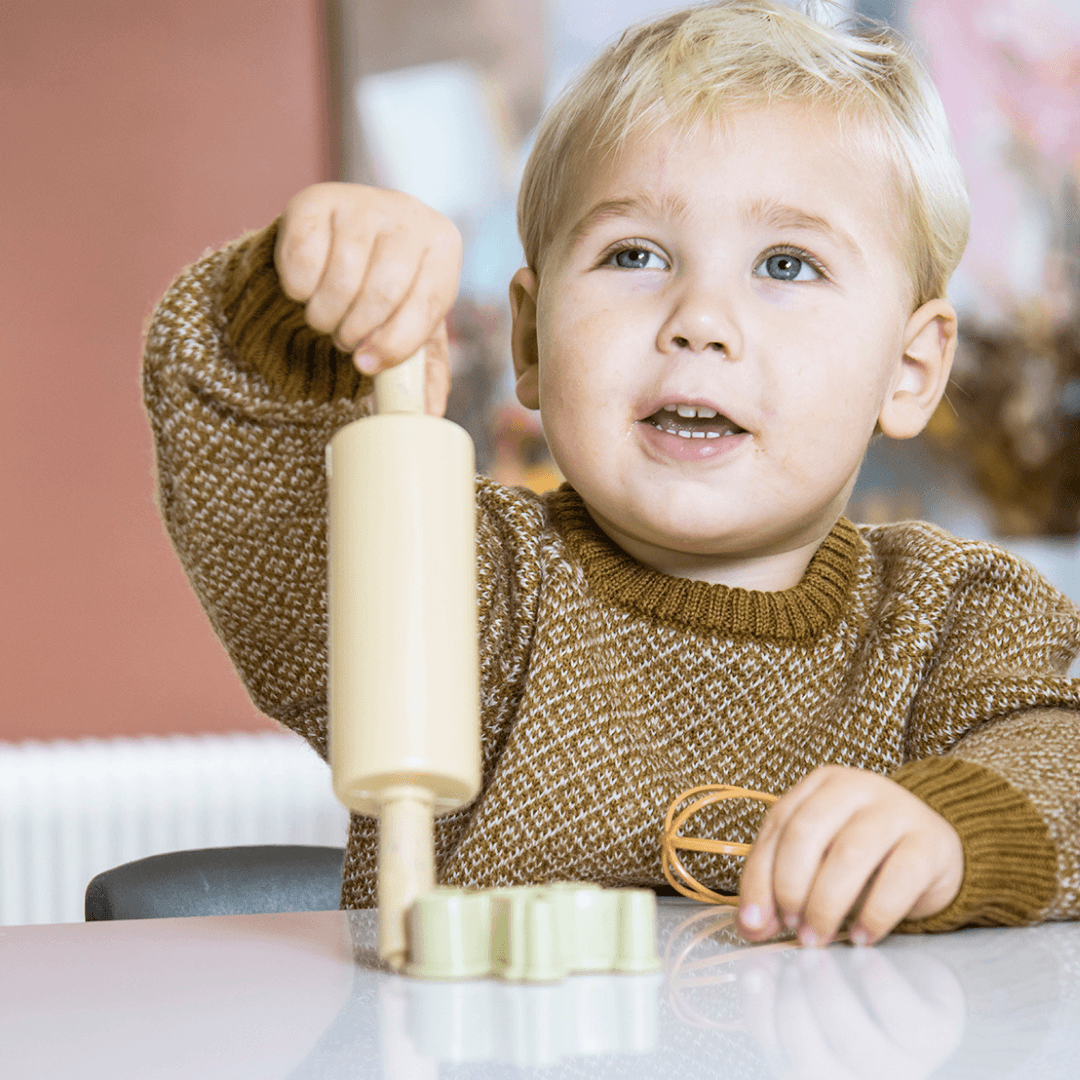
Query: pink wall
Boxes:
[{"xmin": 1, "ymin": 1, "xmax": 331, "ymax": 739}]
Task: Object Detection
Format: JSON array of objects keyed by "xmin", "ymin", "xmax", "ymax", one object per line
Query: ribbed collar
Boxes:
[{"xmin": 546, "ymin": 485, "xmax": 861, "ymax": 641}]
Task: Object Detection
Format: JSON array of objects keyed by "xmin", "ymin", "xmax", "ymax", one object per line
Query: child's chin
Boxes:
[{"xmin": 631, "ymin": 516, "xmax": 761, "ymax": 558}]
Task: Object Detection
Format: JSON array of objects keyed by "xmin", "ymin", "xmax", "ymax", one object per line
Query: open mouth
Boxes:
[{"xmin": 644, "ymin": 403, "xmax": 747, "ymax": 440}]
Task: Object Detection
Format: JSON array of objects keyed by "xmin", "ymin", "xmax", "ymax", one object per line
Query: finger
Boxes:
[
  {"xmin": 848, "ymin": 836, "xmax": 949, "ymax": 945},
  {"xmin": 799, "ymin": 809, "xmax": 903, "ymax": 945},
  {"xmin": 276, "ymin": 198, "xmax": 335, "ymax": 303},
  {"xmin": 739, "ymin": 770, "xmax": 836, "ymax": 940},
  {"xmin": 738, "ymin": 843, "xmax": 785, "ymax": 941},
  {"xmin": 302, "ymin": 211, "xmax": 379, "ymax": 338},
  {"xmin": 768, "ymin": 772, "xmax": 874, "ymax": 936},
  {"xmin": 335, "ymin": 228, "xmax": 427, "ymax": 355},
  {"xmin": 353, "ymin": 239, "xmax": 461, "ymax": 370}
]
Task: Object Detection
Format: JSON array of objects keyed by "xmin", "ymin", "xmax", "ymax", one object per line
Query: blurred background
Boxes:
[{"xmin": 1, "ymin": 0, "xmax": 1078, "ymax": 921}]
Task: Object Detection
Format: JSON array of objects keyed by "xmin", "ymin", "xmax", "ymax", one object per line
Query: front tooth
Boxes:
[
  {"xmin": 697, "ymin": 406, "xmax": 718, "ymax": 419},
  {"xmin": 677, "ymin": 429, "xmax": 692, "ymax": 439},
  {"xmin": 663, "ymin": 404, "xmax": 678, "ymax": 413},
  {"xmin": 676, "ymin": 404, "xmax": 696, "ymax": 418}
]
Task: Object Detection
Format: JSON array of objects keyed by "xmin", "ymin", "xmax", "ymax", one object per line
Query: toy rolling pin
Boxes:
[{"xmin": 327, "ymin": 348, "xmax": 481, "ymax": 970}]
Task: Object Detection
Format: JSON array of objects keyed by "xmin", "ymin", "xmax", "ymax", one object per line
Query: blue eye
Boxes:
[
  {"xmin": 755, "ymin": 251, "xmax": 822, "ymax": 281},
  {"xmin": 609, "ymin": 246, "xmax": 667, "ymax": 270},
  {"xmin": 766, "ymin": 254, "xmax": 801, "ymax": 279}
]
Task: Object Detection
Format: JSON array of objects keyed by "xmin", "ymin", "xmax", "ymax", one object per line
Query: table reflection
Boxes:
[
  {"xmin": 286, "ymin": 904, "xmax": 1080, "ymax": 1079},
  {"xmin": 661, "ymin": 906, "xmax": 1074, "ymax": 1080},
  {"xmin": 667, "ymin": 909, "xmax": 964, "ymax": 1078}
]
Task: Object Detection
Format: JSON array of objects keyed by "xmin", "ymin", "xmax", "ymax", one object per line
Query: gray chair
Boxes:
[{"xmin": 84, "ymin": 844, "xmax": 346, "ymax": 920}]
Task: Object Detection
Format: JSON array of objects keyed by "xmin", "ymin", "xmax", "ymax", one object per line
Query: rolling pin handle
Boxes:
[
  {"xmin": 378, "ymin": 784, "xmax": 436, "ymax": 970},
  {"xmin": 373, "ymin": 349, "xmax": 426, "ymax": 416}
]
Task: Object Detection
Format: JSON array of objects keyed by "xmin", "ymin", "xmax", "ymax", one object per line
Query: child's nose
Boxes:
[
  {"xmin": 671, "ymin": 334, "xmax": 726, "ymax": 353},
  {"xmin": 657, "ymin": 292, "xmax": 742, "ymax": 359}
]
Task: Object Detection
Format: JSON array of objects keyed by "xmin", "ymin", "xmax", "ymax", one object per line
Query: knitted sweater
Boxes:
[{"xmin": 143, "ymin": 222, "xmax": 1080, "ymax": 931}]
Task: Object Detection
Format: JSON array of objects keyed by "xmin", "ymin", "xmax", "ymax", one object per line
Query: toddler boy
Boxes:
[{"xmin": 143, "ymin": 0, "xmax": 1080, "ymax": 947}]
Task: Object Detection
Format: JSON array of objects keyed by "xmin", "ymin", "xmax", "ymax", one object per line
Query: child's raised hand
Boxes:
[
  {"xmin": 737, "ymin": 765, "xmax": 964, "ymax": 947},
  {"xmin": 275, "ymin": 183, "xmax": 463, "ymax": 414}
]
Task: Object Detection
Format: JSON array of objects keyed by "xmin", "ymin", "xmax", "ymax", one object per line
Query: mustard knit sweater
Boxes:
[{"xmin": 143, "ymin": 222, "xmax": 1080, "ymax": 931}]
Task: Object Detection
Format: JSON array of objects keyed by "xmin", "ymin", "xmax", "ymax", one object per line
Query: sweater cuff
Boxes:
[
  {"xmin": 889, "ymin": 756, "xmax": 1056, "ymax": 932},
  {"xmin": 220, "ymin": 218, "xmax": 370, "ymax": 405}
]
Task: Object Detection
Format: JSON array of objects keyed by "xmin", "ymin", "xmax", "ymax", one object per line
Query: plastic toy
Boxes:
[
  {"xmin": 407, "ymin": 882, "xmax": 661, "ymax": 981},
  {"xmin": 327, "ymin": 349, "xmax": 481, "ymax": 970},
  {"xmin": 662, "ymin": 784, "xmax": 778, "ymax": 904}
]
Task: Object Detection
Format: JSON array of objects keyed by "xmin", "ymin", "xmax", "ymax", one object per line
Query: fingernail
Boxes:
[
  {"xmin": 849, "ymin": 927, "xmax": 869, "ymax": 947},
  {"xmin": 783, "ymin": 912, "xmax": 799, "ymax": 931},
  {"xmin": 740, "ymin": 904, "xmax": 763, "ymax": 929},
  {"xmin": 798, "ymin": 926, "xmax": 820, "ymax": 948},
  {"xmin": 356, "ymin": 353, "xmax": 378, "ymax": 374}
]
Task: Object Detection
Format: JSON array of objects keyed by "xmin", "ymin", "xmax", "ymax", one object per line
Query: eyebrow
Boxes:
[
  {"xmin": 563, "ymin": 192, "xmax": 865, "ymax": 264},
  {"xmin": 743, "ymin": 198, "xmax": 863, "ymax": 260},
  {"xmin": 563, "ymin": 192, "xmax": 690, "ymax": 251}
]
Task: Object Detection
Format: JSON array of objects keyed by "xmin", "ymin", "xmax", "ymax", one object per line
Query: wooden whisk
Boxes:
[{"xmin": 662, "ymin": 784, "xmax": 779, "ymax": 905}]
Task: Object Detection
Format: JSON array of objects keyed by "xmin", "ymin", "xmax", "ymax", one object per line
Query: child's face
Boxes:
[{"xmin": 511, "ymin": 105, "xmax": 953, "ymax": 582}]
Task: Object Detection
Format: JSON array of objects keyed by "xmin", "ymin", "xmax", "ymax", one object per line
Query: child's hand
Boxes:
[
  {"xmin": 275, "ymin": 183, "xmax": 462, "ymax": 414},
  {"xmin": 737, "ymin": 765, "xmax": 964, "ymax": 947}
]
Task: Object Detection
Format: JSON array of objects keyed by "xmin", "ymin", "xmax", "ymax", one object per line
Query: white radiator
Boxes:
[{"xmin": 0, "ymin": 732, "xmax": 351, "ymax": 926}]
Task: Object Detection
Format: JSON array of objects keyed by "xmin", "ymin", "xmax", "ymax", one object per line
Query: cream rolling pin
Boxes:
[{"xmin": 327, "ymin": 349, "xmax": 481, "ymax": 970}]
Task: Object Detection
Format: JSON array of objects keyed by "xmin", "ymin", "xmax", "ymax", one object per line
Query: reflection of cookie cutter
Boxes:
[
  {"xmin": 662, "ymin": 784, "xmax": 779, "ymax": 904},
  {"xmin": 395, "ymin": 965, "xmax": 662, "ymax": 1066}
]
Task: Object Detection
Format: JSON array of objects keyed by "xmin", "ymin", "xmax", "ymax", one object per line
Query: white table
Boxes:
[{"xmin": 2, "ymin": 899, "xmax": 1078, "ymax": 1078}]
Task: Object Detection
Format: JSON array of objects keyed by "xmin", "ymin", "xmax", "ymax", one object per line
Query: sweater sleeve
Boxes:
[
  {"xmin": 142, "ymin": 221, "xmax": 379, "ymax": 757},
  {"xmin": 143, "ymin": 222, "xmax": 544, "ymax": 775},
  {"xmin": 881, "ymin": 530, "xmax": 1080, "ymax": 930}
]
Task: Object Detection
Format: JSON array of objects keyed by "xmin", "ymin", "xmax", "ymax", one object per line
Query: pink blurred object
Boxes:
[
  {"xmin": 912, "ymin": 0, "xmax": 1080, "ymax": 319},
  {"xmin": 916, "ymin": 0, "xmax": 1080, "ymax": 163}
]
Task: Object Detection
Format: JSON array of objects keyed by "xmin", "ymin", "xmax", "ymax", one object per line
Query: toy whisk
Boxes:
[{"xmin": 662, "ymin": 784, "xmax": 778, "ymax": 905}]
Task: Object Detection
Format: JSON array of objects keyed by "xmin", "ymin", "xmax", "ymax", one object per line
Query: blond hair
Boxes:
[{"xmin": 517, "ymin": 0, "xmax": 969, "ymax": 307}]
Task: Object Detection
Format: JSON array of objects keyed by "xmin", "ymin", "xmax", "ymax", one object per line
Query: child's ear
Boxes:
[
  {"xmin": 509, "ymin": 268, "xmax": 541, "ymax": 410},
  {"xmin": 878, "ymin": 298, "xmax": 958, "ymax": 440}
]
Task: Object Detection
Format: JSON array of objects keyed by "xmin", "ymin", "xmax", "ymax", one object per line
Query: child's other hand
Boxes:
[
  {"xmin": 275, "ymin": 183, "xmax": 462, "ymax": 414},
  {"xmin": 737, "ymin": 765, "xmax": 964, "ymax": 947}
]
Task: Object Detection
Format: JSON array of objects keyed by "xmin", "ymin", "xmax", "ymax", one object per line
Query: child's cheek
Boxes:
[{"xmin": 751, "ymin": 285, "xmax": 835, "ymax": 331}]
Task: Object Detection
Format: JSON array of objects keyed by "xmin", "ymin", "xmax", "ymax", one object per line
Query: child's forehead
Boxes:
[{"xmin": 562, "ymin": 105, "xmax": 903, "ymax": 231}]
